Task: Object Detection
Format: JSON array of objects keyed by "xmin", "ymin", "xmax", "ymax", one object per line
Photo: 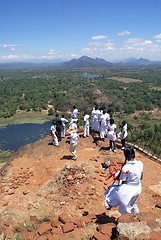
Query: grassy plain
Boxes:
[
  {"xmin": 107, "ymin": 76, "xmax": 142, "ymax": 83},
  {"xmin": 0, "ymin": 111, "xmax": 51, "ymax": 127}
]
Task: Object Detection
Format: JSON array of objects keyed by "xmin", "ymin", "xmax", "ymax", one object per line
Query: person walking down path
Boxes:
[
  {"xmin": 61, "ymin": 115, "xmax": 68, "ymax": 138},
  {"xmin": 53, "ymin": 113, "xmax": 63, "ymax": 142},
  {"xmin": 117, "ymin": 121, "xmax": 128, "ymax": 150},
  {"xmin": 48, "ymin": 121, "xmax": 59, "ymax": 146},
  {"xmin": 83, "ymin": 112, "xmax": 90, "ymax": 138},
  {"xmin": 107, "ymin": 118, "xmax": 116, "ymax": 152},
  {"xmin": 104, "ymin": 147, "xmax": 143, "ymax": 216},
  {"xmin": 67, "ymin": 127, "xmax": 79, "ymax": 160}
]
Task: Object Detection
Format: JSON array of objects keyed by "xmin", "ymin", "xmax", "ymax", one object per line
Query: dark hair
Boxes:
[
  {"xmin": 55, "ymin": 113, "xmax": 59, "ymax": 117},
  {"xmin": 73, "ymin": 105, "xmax": 76, "ymax": 109},
  {"xmin": 124, "ymin": 147, "xmax": 135, "ymax": 160},
  {"xmin": 62, "ymin": 114, "xmax": 64, "ymax": 117},
  {"xmin": 122, "ymin": 120, "xmax": 126, "ymax": 126},
  {"xmin": 110, "ymin": 118, "xmax": 114, "ymax": 124}
]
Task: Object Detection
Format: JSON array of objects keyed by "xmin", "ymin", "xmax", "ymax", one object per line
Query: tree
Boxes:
[{"xmin": 48, "ymin": 108, "xmax": 54, "ymax": 115}]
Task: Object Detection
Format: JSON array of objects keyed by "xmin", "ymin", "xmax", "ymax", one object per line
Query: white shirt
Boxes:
[
  {"xmin": 61, "ymin": 117, "xmax": 68, "ymax": 127},
  {"xmin": 51, "ymin": 125, "xmax": 56, "ymax": 134},
  {"xmin": 70, "ymin": 132, "xmax": 78, "ymax": 145},
  {"xmin": 121, "ymin": 124, "xmax": 128, "ymax": 139},
  {"xmin": 72, "ymin": 109, "xmax": 78, "ymax": 117},
  {"xmin": 84, "ymin": 114, "xmax": 90, "ymax": 124},
  {"xmin": 119, "ymin": 160, "xmax": 143, "ymax": 185},
  {"xmin": 107, "ymin": 123, "xmax": 116, "ymax": 141}
]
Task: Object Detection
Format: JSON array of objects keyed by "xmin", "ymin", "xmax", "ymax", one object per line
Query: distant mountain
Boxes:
[
  {"xmin": 0, "ymin": 56, "xmax": 161, "ymax": 70},
  {"xmin": 62, "ymin": 56, "xmax": 112, "ymax": 67},
  {"xmin": 118, "ymin": 58, "xmax": 161, "ymax": 65},
  {"xmin": 0, "ymin": 62, "xmax": 61, "ymax": 70}
]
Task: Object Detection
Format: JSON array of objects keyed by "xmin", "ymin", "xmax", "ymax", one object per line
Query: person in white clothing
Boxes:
[
  {"xmin": 72, "ymin": 105, "xmax": 78, "ymax": 118},
  {"xmin": 67, "ymin": 127, "xmax": 78, "ymax": 160},
  {"xmin": 107, "ymin": 118, "xmax": 116, "ymax": 152},
  {"xmin": 61, "ymin": 115, "xmax": 68, "ymax": 138},
  {"xmin": 48, "ymin": 121, "xmax": 59, "ymax": 146},
  {"xmin": 69, "ymin": 117, "xmax": 78, "ymax": 132},
  {"xmin": 94, "ymin": 105, "xmax": 101, "ymax": 132},
  {"xmin": 99, "ymin": 110, "xmax": 107, "ymax": 140},
  {"xmin": 91, "ymin": 107, "xmax": 96, "ymax": 130},
  {"xmin": 84, "ymin": 112, "xmax": 90, "ymax": 137},
  {"xmin": 104, "ymin": 147, "xmax": 143, "ymax": 216},
  {"xmin": 121, "ymin": 121, "xmax": 128, "ymax": 149}
]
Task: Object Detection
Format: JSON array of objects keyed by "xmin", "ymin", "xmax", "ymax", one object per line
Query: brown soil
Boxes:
[{"xmin": 0, "ymin": 130, "xmax": 161, "ymax": 238}]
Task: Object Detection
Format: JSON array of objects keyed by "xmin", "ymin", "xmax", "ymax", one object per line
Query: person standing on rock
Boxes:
[
  {"xmin": 117, "ymin": 120, "xmax": 128, "ymax": 150},
  {"xmin": 67, "ymin": 127, "xmax": 78, "ymax": 160},
  {"xmin": 61, "ymin": 115, "xmax": 68, "ymax": 138},
  {"xmin": 107, "ymin": 118, "xmax": 116, "ymax": 152},
  {"xmin": 83, "ymin": 111, "xmax": 90, "ymax": 138},
  {"xmin": 48, "ymin": 120, "xmax": 59, "ymax": 146},
  {"xmin": 104, "ymin": 147, "xmax": 143, "ymax": 216},
  {"xmin": 53, "ymin": 113, "xmax": 63, "ymax": 142},
  {"xmin": 72, "ymin": 105, "xmax": 79, "ymax": 118}
]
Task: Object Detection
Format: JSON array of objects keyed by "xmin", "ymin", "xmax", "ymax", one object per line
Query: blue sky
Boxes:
[{"xmin": 0, "ymin": 0, "xmax": 161, "ymax": 63}]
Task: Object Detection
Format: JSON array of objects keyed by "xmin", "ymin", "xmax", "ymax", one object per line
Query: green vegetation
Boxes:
[{"xmin": 0, "ymin": 66, "xmax": 161, "ymax": 156}]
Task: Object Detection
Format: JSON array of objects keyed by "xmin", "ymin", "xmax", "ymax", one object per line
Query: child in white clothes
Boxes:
[
  {"xmin": 49, "ymin": 121, "xmax": 59, "ymax": 146},
  {"xmin": 67, "ymin": 127, "xmax": 78, "ymax": 160},
  {"xmin": 84, "ymin": 113, "xmax": 90, "ymax": 137},
  {"xmin": 117, "ymin": 121, "xmax": 128, "ymax": 150}
]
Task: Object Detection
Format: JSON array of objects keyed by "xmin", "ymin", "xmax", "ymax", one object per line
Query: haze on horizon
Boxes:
[{"xmin": 0, "ymin": 0, "xmax": 161, "ymax": 63}]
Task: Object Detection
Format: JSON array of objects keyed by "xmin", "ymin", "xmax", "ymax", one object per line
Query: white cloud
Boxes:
[
  {"xmin": 2, "ymin": 44, "xmax": 20, "ymax": 48},
  {"xmin": 156, "ymin": 39, "xmax": 161, "ymax": 43},
  {"xmin": 92, "ymin": 35, "xmax": 108, "ymax": 40},
  {"xmin": 125, "ymin": 38, "xmax": 143, "ymax": 43},
  {"xmin": 1, "ymin": 54, "xmax": 19, "ymax": 60},
  {"xmin": 70, "ymin": 54, "xmax": 80, "ymax": 58},
  {"xmin": 154, "ymin": 33, "xmax": 161, "ymax": 39},
  {"xmin": 48, "ymin": 49, "xmax": 58, "ymax": 55},
  {"xmin": 10, "ymin": 48, "xmax": 17, "ymax": 51},
  {"xmin": 118, "ymin": 30, "xmax": 130, "ymax": 36}
]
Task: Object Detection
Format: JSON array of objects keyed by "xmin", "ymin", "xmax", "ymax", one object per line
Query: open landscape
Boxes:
[{"xmin": 0, "ymin": 63, "xmax": 161, "ymax": 239}]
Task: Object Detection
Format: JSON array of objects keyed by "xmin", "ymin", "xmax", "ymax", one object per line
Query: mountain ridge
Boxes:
[{"xmin": 0, "ymin": 56, "xmax": 161, "ymax": 69}]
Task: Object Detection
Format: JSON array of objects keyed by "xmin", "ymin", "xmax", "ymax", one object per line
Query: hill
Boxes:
[
  {"xmin": 0, "ymin": 129, "xmax": 161, "ymax": 239},
  {"xmin": 117, "ymin": 57, "xmax": 161, "ymax": 65},
  {"xmin": 57, "ymin": 56, "xmax": 112, "ymax": 68}
]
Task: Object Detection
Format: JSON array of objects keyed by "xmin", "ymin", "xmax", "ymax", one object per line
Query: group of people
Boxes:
[
  {"xmin": 91, "ymin": 105, "xmax": 128, "ymax": 152},
  {"xmin": 48, "ymin": 104, "xmax": 143, "ymax": 217},
  {"xmin": 49, "ymin": 105, "xmax": 128, "ymax": 155}
]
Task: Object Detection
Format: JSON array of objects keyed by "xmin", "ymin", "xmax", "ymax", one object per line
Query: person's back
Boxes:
[
  {"xmin": 53, "ymin": 114, "xmax": 62, "ymax": 129},
  {"xmin": 120, "ymin": 160, "xmax": 143, "ymax": 185}
]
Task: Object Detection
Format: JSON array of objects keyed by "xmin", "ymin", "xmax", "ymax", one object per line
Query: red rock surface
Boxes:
[{"xmin": 0, "ymin": 130, "xmax": 161, "ymax": 239}]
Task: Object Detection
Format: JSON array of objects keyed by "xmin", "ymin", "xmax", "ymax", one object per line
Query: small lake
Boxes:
[
  {"xmin": 83, "ymin": 73, "xmax": 101, "ymax": 79},
  {"xmin": 0, "ymin": 121, "xmax": 52, "ymax": 160}
]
